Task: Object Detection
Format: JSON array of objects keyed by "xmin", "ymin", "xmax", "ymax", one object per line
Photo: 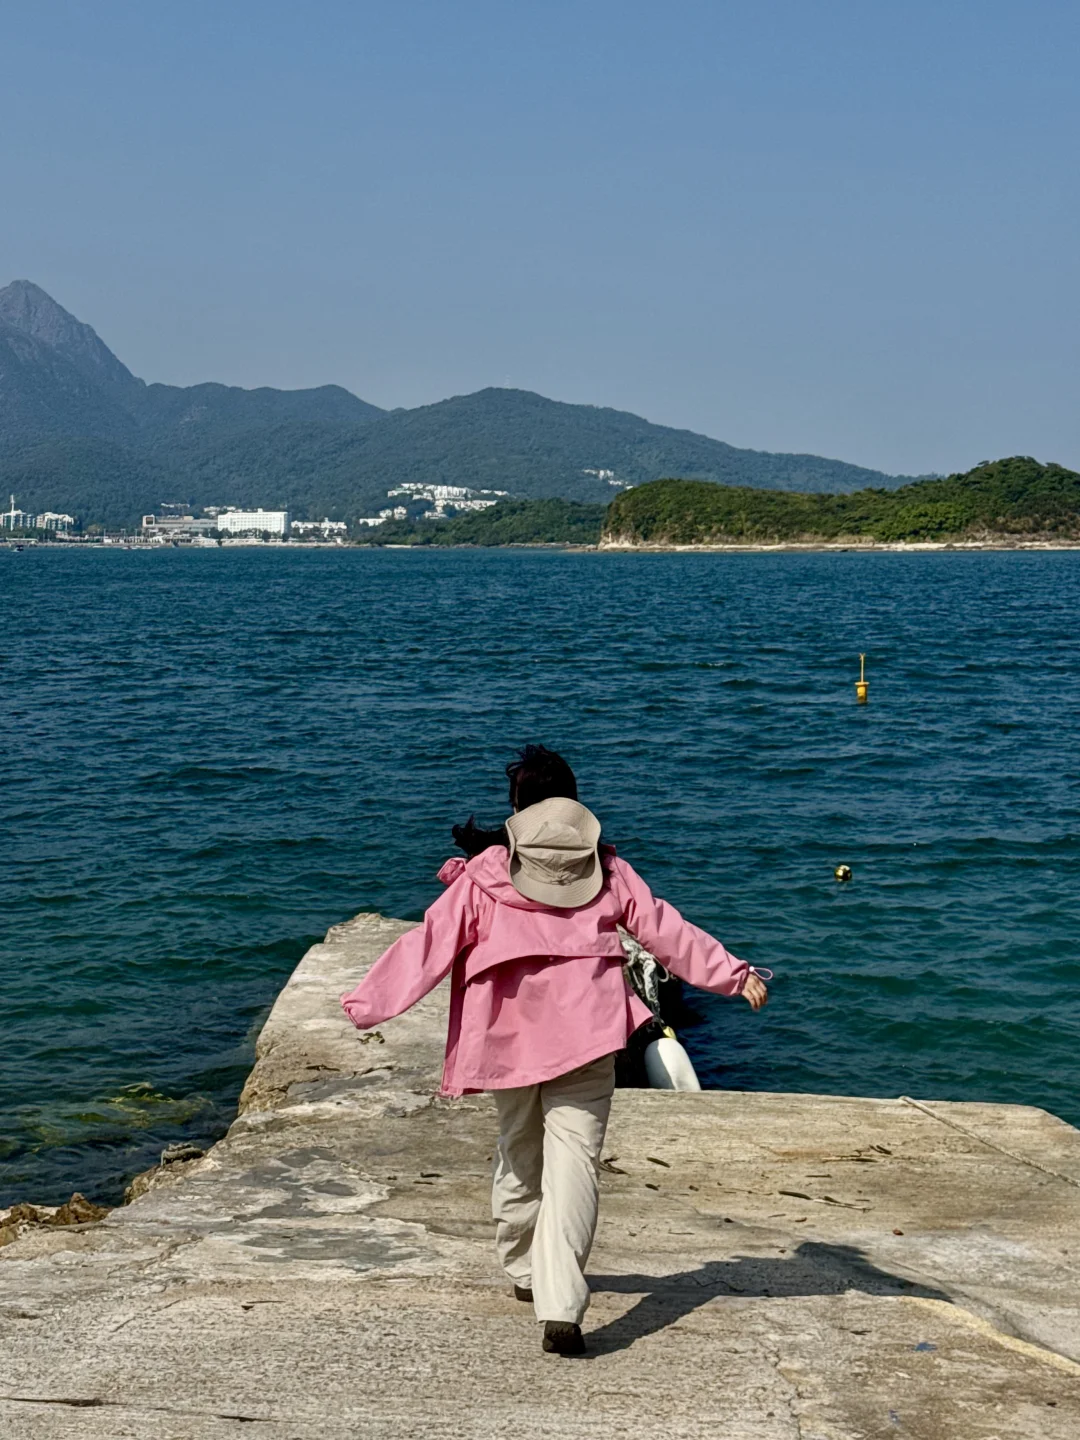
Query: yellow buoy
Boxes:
[
  {"xmin": 834, "ymin": 864, "xmax": 852, "ymax": 882},
  {"xmin": 855, "ymin": 652, "xmax": 868, "ymax": 704}
]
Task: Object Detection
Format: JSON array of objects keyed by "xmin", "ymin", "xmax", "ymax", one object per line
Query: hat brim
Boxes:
[{"xmin": 508, "ymin": 854, "xmax": 603, "ymax": 909}]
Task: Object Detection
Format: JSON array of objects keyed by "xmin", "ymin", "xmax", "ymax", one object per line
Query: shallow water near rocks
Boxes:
[{"xmin": 2, "ymin": 546, "xmax": 1079, "ymax": 1204}]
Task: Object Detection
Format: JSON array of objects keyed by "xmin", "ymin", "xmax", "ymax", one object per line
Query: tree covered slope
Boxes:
[{"xmin": 602, "ymin": 458, "xmax": 1080, "ymax": 546}]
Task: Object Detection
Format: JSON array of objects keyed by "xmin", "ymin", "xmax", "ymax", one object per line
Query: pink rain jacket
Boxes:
[{"xmin": 340, "ymin": 846, "xmax": 751, "ymax": 1096}]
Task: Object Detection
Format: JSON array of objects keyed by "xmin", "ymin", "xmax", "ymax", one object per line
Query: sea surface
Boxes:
[{"xmin": 2, "ymin": 546, "xmax": 1079, "ymax": 1205}]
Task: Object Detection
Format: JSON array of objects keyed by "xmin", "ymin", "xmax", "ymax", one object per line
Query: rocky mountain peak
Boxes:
[{"xmin": 0, "ymin": 280, "xmax": 142, "ymax": 397}]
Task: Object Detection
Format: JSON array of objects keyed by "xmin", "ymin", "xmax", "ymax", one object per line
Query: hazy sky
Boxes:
[{"xmin": 2, "ymin": 1, "xmax": 1078, "ymax": 475}]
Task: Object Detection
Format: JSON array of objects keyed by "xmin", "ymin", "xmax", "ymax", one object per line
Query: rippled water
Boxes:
[{"xmin": 2, "ymin": 547, "xmax": 1079, "ymax": 1204}]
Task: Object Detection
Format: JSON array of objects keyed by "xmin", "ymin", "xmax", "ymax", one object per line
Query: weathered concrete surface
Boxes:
[{"xmin": 2, "ymin": 912, "xmax": 1079, "ymax": 1439}]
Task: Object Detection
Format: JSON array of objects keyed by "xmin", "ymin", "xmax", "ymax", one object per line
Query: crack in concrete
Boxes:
[
  {"xmin": 0, "ymin": 1394, "xmax": 272, "ymax": 1423},
  {"xmin": 103, "ymin": 1294, "xmax": 190, "ymax": 1336},
  {"xmin": 764, "ymin": 1344, "xmax": 806, "ymax": 1440},
  {"xmin": 900, "ymin": 1096, "xmax": 1080, "ymax": 1191}
]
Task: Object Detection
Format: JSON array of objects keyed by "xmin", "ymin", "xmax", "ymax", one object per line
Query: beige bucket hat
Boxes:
[{"xmin": 505, "ymin": 796, "xmax": 603, "ymax": 908}]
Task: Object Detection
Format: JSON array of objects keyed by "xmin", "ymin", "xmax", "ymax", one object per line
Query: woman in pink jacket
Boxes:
[{"xmin": 341, "ymin": 746, "xmax": 768, "ymax": 1356}]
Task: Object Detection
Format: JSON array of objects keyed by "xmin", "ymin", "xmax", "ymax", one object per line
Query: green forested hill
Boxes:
[
  {"xmin": 0, "ymin": 439, "xmax": 170, "ymax": 530},
  {"xmin": 0, "ymin": 281, "xmax": 922, "ymax": 528},
  {"xmin": 297, "ymin": 386, "xmax": 910, "ymax": 498},
  {"xmin": 603, "ymin": 458, "xmax": 1080, "ymax": 546},
  {"xmin": 134, "ymin": 387, "xmax": 918, "ymax": 519}
]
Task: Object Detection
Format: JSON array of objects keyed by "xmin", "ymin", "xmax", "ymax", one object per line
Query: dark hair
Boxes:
[
  {"xmin": 506, "ymin": 744, "xmax": 578, "ymax": 811},
  {"xmin": 452, "ymin": 745, "xmax": 578, "ymax": 858}
]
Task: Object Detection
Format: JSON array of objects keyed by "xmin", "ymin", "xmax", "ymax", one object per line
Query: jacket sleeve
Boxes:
[
  {"xmin": 340, "ymin": 874, "xmax": 479, "ymax": 1029},
  {"xmin": 611, "ymin": 858, "xmax": 750, "ymax": 997}
]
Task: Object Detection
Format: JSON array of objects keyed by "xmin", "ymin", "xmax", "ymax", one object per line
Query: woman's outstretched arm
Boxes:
[
  {"xmin": 610, "ymin": 857, "xmax": 759, "ymax": 1002},
  {"xmin": 340, "ymin": 874, "xmax": 480, "ymax": 1029}
]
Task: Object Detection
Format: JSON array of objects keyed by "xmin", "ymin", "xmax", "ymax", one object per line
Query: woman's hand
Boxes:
[{"xmin": 742, "ymin": 973, "xmax": 768, "ymax": 1011}]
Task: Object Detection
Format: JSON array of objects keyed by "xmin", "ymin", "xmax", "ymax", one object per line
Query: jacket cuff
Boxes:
[{"xmin": 341, "ymin": 994, "xmax": 370, "ymax": 1028}]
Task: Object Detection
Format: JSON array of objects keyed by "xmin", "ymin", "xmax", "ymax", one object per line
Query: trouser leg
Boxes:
[
  {"xmin": 532, "ymin": 1054, "xmax": 616, "ymax": 1324},
  {"xmin": 491, "ymin": 1083, "xmax": 544, "ymax": 1287}
]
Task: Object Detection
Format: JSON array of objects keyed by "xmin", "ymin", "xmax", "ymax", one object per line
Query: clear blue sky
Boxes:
[{"xmin": 2, "ymin": 0, "xmax": 1078, "ymax": 475}]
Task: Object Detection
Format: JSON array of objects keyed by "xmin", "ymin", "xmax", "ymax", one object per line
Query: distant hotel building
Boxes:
[
  {"xmin": 215, "ymin": 508, "xmax": 290, "ymax": 536},
  {"xmin": 141, "ymin": 507, "xmax": 290, "ymax": 539}
]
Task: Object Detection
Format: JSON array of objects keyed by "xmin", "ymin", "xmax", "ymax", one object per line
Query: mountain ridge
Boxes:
[{"xmin": 0, "ymin": 281, "xmax": 923, "ymax": 528}]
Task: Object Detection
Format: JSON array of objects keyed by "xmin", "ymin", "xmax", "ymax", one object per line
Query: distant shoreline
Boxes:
[
  {"xmin": 7, "ymin": 537, "xmax": 1080, "ymax": 555},
  {"xmin": 363, "ymin": 538, "xmax": 1080, "ymax": 553},
  {"xmin": 592, "ymin": 538, "xmax": 1080, "ymax": 553}
]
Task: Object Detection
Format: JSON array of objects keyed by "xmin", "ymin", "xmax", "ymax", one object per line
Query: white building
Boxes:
[
  {"xmin": 0, "ymin": 500, "xmax": 75, "ymax": 530},
  {"xmin": 141, "ymin": 514, "xmax": 217, "ymax": 540},
  {"xmin": 421, "ymin": 497, "xmax": 498, "ymax": 517},
  {"xmin": 354, "ymin": 481, "xmax": 510, "ymax": 528},
  {"xmin": 215, "ymin": 508, "xmax": 290, "ymax": 536},
  {"xmin": 291, "ymin": 518, "xmax": 348, "ymax": 537},
  {"xmin": 380, "ymin": 483, "xmax": 508, "ymax": 521},
  {"xmin": 36, "ymin": 512, "xmax": 76, "ymax": 532},
  {"xmin": 389, "ymin": 483, "xmax": 508, "ymax": 502}
]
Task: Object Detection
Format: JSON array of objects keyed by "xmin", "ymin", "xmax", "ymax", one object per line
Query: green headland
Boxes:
[{"xmin": 602, "ymin": 456, "xmax": 1080, "ymax": 548}]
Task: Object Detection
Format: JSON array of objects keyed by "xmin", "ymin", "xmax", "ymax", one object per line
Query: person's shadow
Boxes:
[{"xmin": 583, "ymin": 1242, "xmax": 950, "ymax": 1357}]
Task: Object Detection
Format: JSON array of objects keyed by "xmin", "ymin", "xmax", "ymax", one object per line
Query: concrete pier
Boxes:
[{"xmin": 2, "ymin": 911, "xmax": 1079, "ymax": 1437}]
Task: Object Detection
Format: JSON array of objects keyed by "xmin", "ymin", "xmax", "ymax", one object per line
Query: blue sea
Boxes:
[{"xmin": 2, "ymin": 547, "xmax": 1079, "ymax": 1206}]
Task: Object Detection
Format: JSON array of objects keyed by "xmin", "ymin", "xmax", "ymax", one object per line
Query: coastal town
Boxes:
[{"xmin": 0, "ymin": 481, "xmax": 511, "ymax": 545}]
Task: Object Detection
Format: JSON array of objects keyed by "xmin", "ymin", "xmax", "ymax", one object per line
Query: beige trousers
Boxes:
[{"xmin": 491, "ymin": 1053, "xmax": 616, "ymax": 1324}]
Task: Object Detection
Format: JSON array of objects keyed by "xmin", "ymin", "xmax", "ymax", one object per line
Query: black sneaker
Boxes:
[
  {"xmin": 542, "ymin": 1321, "xmax": 585, "ymax": 1355},
  {"xmin": 513, "ymin": 1284, "xmax": 533, "ymax": 1302}
]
